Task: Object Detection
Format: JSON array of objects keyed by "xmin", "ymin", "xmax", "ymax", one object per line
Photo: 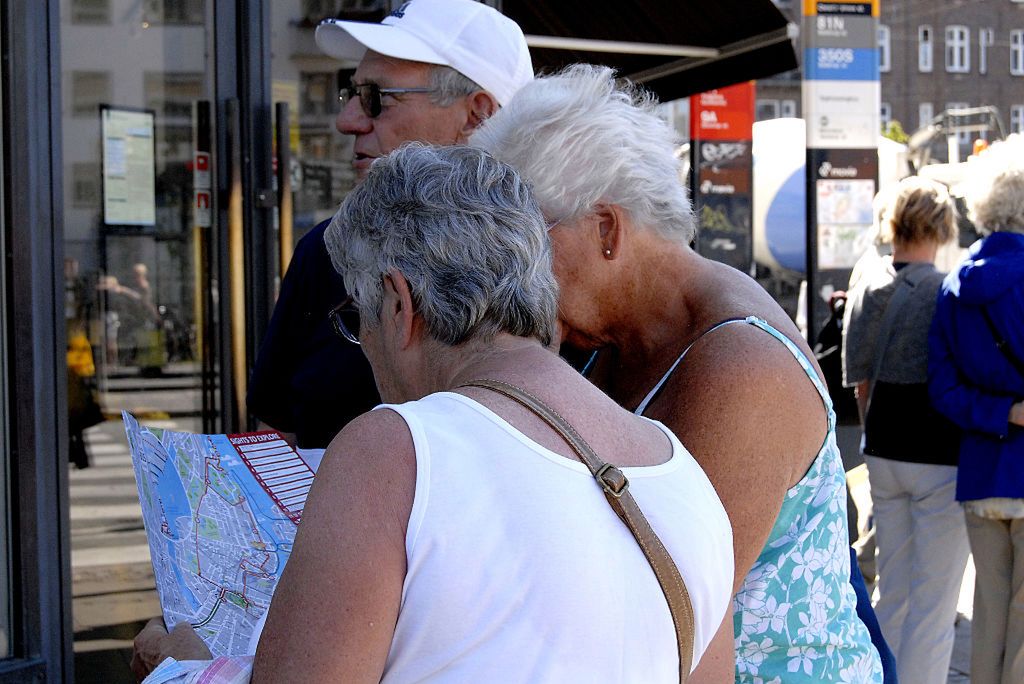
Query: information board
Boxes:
[{"xmin": 101, "ymin": 106, "xmax": 156, "ymax": 226}]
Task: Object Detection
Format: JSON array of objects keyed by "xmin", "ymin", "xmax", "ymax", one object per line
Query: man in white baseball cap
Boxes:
[
  {"xmin": 317, "ymin": 0, "xmax": 533, "ymax": 180},
  {"xmin": 317, "ymin": 0, "xmax": 533, "ymax": 108},
  {"xmin": 244, "ymin": 0, "xmax": 533, "ymax": 476}
]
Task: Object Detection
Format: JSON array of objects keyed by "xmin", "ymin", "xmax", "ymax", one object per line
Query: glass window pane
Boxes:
[
  {"xmin": 878, "ymin": 25, "xmax": 890, "ymax": 73},
  {"xmin": 71, "ymin": 71, "xmax": 112, "ymax": 118},
  {"xmin": 61, "ymin": 2, "xmax": 216, "ymax": 676},
  {"xmin": 919, "ymin": 102, "xmax": 934, "ymax": 128},
  {"xmin": 919, "ymin": 25, "xmax": 933, "ymax": 72},
  {"xmin": 755, "ymin": 99, "xmax": 779, "ymax": 120},
  {"xmin": 71, "ymin": 0, "xmax": 111, "ymax": 25}
]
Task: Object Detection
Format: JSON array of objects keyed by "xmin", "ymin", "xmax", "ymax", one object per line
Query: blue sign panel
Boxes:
[{"xmin": 804, "ymin": 47, "xmax": 879, "ymax": 81}]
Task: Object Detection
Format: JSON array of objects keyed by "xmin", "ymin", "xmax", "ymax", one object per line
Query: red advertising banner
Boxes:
[{"xmin": 689, "ymin": 82, "xmax": 756, "ymax": 141}]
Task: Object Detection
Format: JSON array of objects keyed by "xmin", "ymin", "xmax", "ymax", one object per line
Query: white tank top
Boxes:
[{"xmin": 377, "ymin": 391, "xmax": 733, "ymax": 683}]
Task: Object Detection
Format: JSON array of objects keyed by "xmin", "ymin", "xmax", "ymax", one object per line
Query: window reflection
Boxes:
[{"xmin": 61, "ymin": 2, "xmax": 214, "ymax": 673}]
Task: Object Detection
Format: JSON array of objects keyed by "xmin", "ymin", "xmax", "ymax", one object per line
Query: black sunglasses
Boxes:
[
  {"xmin": 328, "ymin": 296, "xmax": 361, "ymax": 345},
  {"xmin": 338, "ymin": 83, "xmax": 436, "ymax": 119}
]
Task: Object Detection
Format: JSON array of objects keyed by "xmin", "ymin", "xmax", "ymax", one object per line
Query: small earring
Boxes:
[{"xmin": 604, "ymin": 249, "xmax": 612, "ymax": 257}]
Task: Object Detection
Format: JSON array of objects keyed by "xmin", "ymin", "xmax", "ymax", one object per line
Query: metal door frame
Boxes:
[
  {"xmin": 214, "ymin": 0, "xmax": 276, "ymax": 433},
  {"xmin": 0, "ymin": 0, "xmax": 72, "ymax": 679}
]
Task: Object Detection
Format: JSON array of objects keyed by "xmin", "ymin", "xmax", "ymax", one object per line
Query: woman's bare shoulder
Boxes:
[
  {"xmin": 253, "ymin": 408, "xmax": 415, "ymax": 682},
  {"xmin": 661, "ymin": 316, "xmax": 827, "ymax": 480},
  {"xmin": 309, "ymin": 408, "xmax": 418, "ymax": 531},
  {"xmin": 322, "ymin": 409, "xmax": 415, "ymax": 475}
]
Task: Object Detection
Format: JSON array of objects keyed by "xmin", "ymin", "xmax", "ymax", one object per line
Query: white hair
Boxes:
[
  {"xmin": 325, "ymin": 143, "xmax": 559, "ymax": 346},
  {"xmin": 964, "ymin": 134, "xmax": 1024, "ymax": 235},
  {"xmin": 470, "ymin": 64, "xmax": 696, "ymax": 243}
]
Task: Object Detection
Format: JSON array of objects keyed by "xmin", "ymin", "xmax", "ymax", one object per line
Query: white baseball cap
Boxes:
[{"xmin": 315, "ymin": 0, "xmax": 533, "ymax": 107}]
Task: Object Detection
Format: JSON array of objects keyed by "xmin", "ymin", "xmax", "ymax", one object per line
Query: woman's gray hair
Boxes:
[
  {"xmin": 428, "ymin": 65, "xmax": 483, "ymax": 107},
  {"xmin": 324, "ymin": 143, "xmax": 559, "ymax": 347},
  {"xmin": 470, "ymin": 64, "xmax": 696, "ymax": 243},
  {"xmin": 964, "ymin": 134, "xmax": 1024, "ymax": 235}
]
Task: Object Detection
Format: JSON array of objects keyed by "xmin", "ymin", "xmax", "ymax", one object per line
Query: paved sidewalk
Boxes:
[{"xmin": 72, "ymin": 420, "xmax": 166, "ymax": 683}]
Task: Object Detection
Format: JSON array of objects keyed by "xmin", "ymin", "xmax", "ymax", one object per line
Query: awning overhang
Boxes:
[{"xmin": 501, "ymin": 0, "xmax": 800, "ymax": 102}]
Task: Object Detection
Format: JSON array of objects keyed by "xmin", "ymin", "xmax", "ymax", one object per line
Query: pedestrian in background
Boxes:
[
  {"xmin": 929, "ymin": 134, "xmax": 1024, "ymax": 684},
  {"xmin": 843, "ymin": 175, "xmax": 966, "ymax": 684},
  {"xmin": 844, "ymin": 187, "xmax": 896, "ymax": 585}
]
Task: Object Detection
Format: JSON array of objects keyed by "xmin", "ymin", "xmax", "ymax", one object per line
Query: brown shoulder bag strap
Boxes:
[{"xmin": 460, "ymin": 379, "xmax": 696, "ymax": 682}]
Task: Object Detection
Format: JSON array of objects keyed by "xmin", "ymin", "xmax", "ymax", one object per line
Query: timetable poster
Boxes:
[{"xmin": 102, "ymin": 106, "xmax": 156, "ymax": 226}]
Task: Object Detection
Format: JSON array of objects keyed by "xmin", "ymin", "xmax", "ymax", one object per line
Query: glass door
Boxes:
[{"xmin": 59, "ymin": 1, "xmax": 221, "ymax": 680}]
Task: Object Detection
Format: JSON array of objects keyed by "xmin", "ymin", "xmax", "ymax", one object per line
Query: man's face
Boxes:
[{"xmin": 338, "ymin": 51, "xmax": 470, "ymax": 181}]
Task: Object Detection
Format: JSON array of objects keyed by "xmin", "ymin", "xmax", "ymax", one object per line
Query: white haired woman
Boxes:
[
  {"xmin": 473, "ymin": 65, "xmax": 882, "ymax": 682},
  {"xmin": 841, "ymin": 176, "xmax": 965, "ymax": 684},
  {"xmin": 929, "ymin": 135, "xmax": 1024, "ymax": 684},
  {"xmin": 133, "ymin": 144, "xmax": 733, "ymax": 683}
]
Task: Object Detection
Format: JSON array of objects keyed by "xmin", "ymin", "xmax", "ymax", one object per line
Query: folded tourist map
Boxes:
[{"xmin": 123, "ymin": 412, "xmax": 315, "ymax": 657}]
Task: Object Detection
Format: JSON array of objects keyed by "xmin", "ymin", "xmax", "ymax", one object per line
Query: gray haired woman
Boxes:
[
  {"xmin": 130, "ymin": 143, "xmax": 734, "ymax": 683},
  {"xmin": 472, "ymin": 64, "xmax": 883, "ymax": 682}
]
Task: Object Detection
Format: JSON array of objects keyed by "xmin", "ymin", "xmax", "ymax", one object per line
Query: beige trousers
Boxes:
[
  {"xmin": 965, "ymin": 511, "xmax": 1024, "ymax": 684},
  {"xmin": 865, "ymin": 457, "xmax": 969, "ymax": 684}
]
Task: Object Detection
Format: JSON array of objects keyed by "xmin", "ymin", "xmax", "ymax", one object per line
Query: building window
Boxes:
[
  {"xmin": 1012, "ymin": 105, "xmax": 1024, "ymax": 134},
  {"xmin": 158, "ymin": 125, "xmax": 193, "ymax": 161},
  {"xmin": 71, "ymin": 71, "xmax": 111, "ymax": 118},
  {"xmin": 303, "ymin": 0, "xmax": 337, "ymax": 18},
  {"xmin": 880, "ymin": 103, "xmax": 892, "ymax": 127},
  {"xmin": 300, "ymin": 72, "xmax": 336, "ymax": 117},
  {"xmin": 755, "ymin": 99, "xmax": 780, "ymax": 121},
  {"xmin": 919, "ymin": 102, "xmax": 934, "ymax": 128},
  {"xmin": 144, "ymin": 72, "xmax": 204, "ymax": 121},
  {"xmin": 980, "ymin": 28, "xmax": 994, "ymax": 74},
  {"xmin": 71, "ymin": 0, "xmax": 111, "ymax": 24},
  {"xmin": 947, "ymin": 102, "xmax": 971, "ymax": 144},
  {"xmin": 71, "ymin": 163, "xmax": 100, "ymax": 208},
  {"xmin": 945, "ymin": 25, "xmax": 970, "ymax": 73},
  {"xmin": 878, "ymin": 24, "xmax": 891, "ymax": 72},
  {"xmin": 919, "ymin": 25, "xmax": 934, "ymax": 72},
  {"xmin": 143, "ymin": 0, "xmax": 204, "ymax": 25},
  {"xmin": 781, "ymin": 99, "xmax": 797, "ymax": 118},
  {"xmin": 1012, "ymin": 31, "xmax": 1024, "ymax": 75}
]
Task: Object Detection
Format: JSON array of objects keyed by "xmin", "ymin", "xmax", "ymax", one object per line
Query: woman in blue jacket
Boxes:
[{"xmin": 929, "ymin": 141, "xmax": 1024, "ymax": 684}]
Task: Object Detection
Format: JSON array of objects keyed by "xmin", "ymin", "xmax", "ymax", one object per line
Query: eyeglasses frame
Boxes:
[
  {"xmin": 328, "ymin": 296, "xmax": 361, "ymax": 345},
  {"xmin": 338, "ymin": 83, "xmax": 437, "ymax": 118}
]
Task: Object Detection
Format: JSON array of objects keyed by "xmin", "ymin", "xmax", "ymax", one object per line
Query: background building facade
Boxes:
[{"xmin": 760, "ymin": 0, "xmax": 1024, "ymax": 152}]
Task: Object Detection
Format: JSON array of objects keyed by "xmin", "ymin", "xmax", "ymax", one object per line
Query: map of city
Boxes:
[{"xmin": 123, "ymin": 412, "xmax": 315, "ymax": 657}]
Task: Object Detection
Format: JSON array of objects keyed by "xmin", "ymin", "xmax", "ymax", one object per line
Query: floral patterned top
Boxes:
[
  {"xmin": 729, "ymin": 318, "xmax": 882, "ymax": 683},
  {"xmin": 636, "ymin": 316, "xmax": 882, "ymax": 683}
]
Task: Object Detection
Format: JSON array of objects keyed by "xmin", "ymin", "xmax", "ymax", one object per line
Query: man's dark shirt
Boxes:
[{"xmin": 248, "ymin": 220, "xmax": 381, "ymax": 449}]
